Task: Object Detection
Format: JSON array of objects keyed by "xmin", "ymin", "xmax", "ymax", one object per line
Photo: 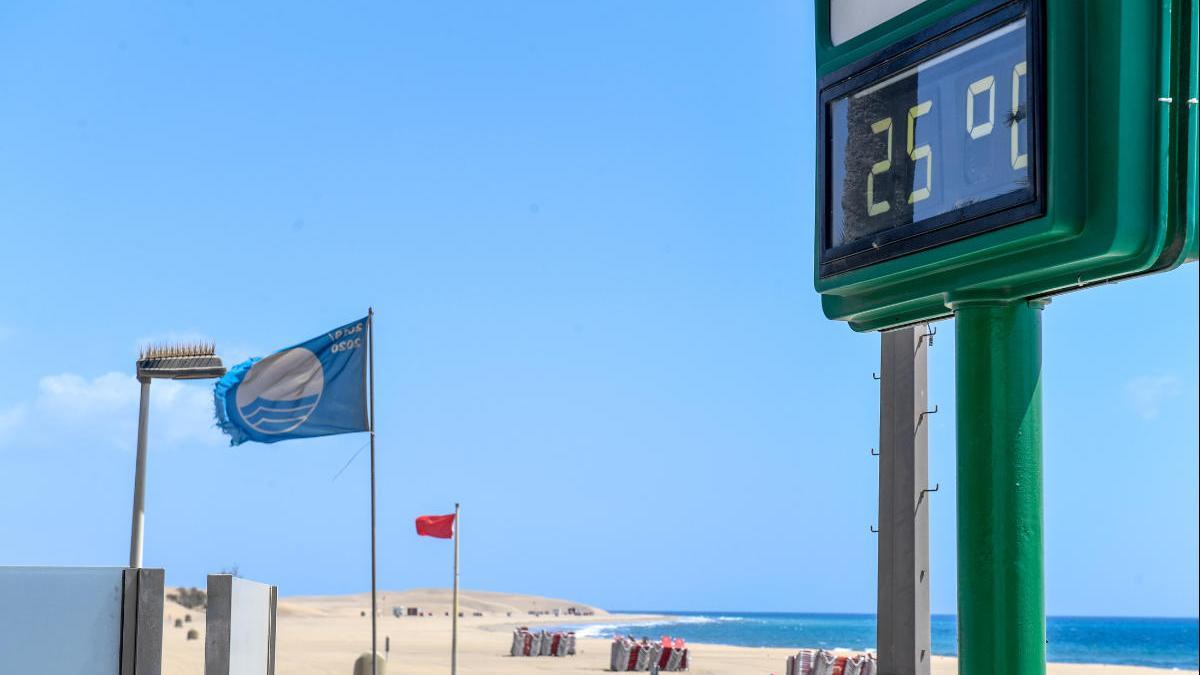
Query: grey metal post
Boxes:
[
  {"xmin": 451, "ymin": 502, "xmax": 460, "ymax": 675},
  {"xmin": 121, "ymin": 567, "xmax": 164, "ymax": 675},
  {"xmin": 268, "ymin": 585, "xmax": 277, "ymax": 675},
  {"xmin": 205, "ymin": 575, "xmax": 233, "ymax": 675},
  {"xmin": 129, "ymin": 377, "xmax": 152, "ymax": 568},
  {"xmin": 877, "ymin": 324, "xmax": 932, "ymax": 675},
  {"xmin": 368, "ymin": 308, "xmax": 378, "ymax": 675}
]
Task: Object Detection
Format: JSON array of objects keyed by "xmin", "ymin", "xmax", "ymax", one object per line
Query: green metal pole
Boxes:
[{"xmin": 952, "ymin": 299, "xmax": 1046, "ymax": 675}]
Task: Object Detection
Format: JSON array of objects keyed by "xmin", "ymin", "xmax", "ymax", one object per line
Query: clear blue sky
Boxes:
[{"xmin": 0, "ymin": 2, "xmax": 1196, "ymax": 618}]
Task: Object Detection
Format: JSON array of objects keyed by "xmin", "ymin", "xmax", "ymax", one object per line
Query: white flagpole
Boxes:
[
  {"xmin": 451, "ymin": 502, "xmax": 461, "ymax": 675},
  {"xmin": 368, "ymin": 308, "xmax": 378, "ymax": 675},
  {"xmin": 129, "ymin": 377, "xmax": 152, "ymax": 567}
]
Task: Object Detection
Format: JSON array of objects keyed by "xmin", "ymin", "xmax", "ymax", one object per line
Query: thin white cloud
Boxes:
[
  {"xmin": 1126, "ymin": 374, "xmax": 1184, "ymax": 420},
  {"xmin": 0, "ymin": 371, "xmax": 222, "ymax": 451},
  {"xmin": 217, "ymin": 343, "xmax": 258, "ymax": 368}
]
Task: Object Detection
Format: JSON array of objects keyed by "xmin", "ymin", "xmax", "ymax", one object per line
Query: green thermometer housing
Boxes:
[{"xmin": 814, "ymin": 0, "xmax": 1197, "ymax": 332}]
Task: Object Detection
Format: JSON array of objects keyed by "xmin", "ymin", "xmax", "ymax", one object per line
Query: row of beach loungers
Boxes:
[
  {"xmin": 610, "ymin": 636, "xmax": 690, "ymax": 671},
  {"xmin": 507, "ymin": 629, "xmax": 875, "ymax": 673},
  {"xmin": 509, "ymin": 627, "xmax": 577, "ymax": 657},
  {"xmin": 786, "ymin": 649, "xmax": 877, "ymax": 675}
]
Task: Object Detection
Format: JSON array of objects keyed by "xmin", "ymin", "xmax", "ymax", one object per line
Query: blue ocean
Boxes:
[{"xmin": 556, "ymin": 613, "xmax": 1198, "ymax": 671}]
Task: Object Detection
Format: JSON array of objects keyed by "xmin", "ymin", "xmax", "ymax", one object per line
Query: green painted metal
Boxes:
[
  {"xmin": 953, "ymin": 299, "xmax": 1045, "ymax": 675},
  {"xmin": 814, "ymin": 1, "xmax": 1182, "ymax": 332},
  {"xmin": 1168, "ymin": 0, "xmax": 1197, "ymax": 264},
  {"xmin": 1154, "ymin": 0, "xmax": 1185, "ymax": 273},
  {"xmin": 1188, "ymin": 0, "xmax": 1199, "ymax": 262},
  {"xmin": 1147, "ymin": 0, "xmax": 1197, "ymax": 272},
  {"xmin": 1049, "ymin": 0, "xmax": 1195, "ymax": 286},
  {"xmin": 1091, "ymin": 0, "xmax": 1198, "ymax": 282}
]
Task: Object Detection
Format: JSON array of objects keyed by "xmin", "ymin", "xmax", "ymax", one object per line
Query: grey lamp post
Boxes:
[{"xmin": 129, "ymin": 343, "xmax": 226, "ymax": 568}]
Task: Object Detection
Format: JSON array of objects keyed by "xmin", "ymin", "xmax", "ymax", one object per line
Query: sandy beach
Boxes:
[{"xmin": 158, "ymin": 588, "xmax": 1195, "ymax": 675}]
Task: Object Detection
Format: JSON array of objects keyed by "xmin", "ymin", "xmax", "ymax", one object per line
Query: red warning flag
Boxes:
[{"xmin": 415, "ymin": 513, "xmax": 456, "ymax": 539}]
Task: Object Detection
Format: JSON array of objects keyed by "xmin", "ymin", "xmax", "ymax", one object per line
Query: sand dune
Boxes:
[
  {"xmin": 278, "ymin": 588, "xmax": 607, "ymax": 619},
  {"xmin": 160, "ymin": 588, "xmax": 1194, "ymax": 675}
]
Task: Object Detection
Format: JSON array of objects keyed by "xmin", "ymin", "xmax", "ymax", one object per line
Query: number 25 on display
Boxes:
[{"xmin": 866, "ymin": 60, "xmax": 1028, "ymax": 216}]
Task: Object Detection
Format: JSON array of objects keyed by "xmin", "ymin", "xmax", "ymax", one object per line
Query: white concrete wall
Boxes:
[
  {"xmin": 0, "ymin": 567, "xmax": 125, "ymax": 675},
  {"xmin": 205, "ymin": 575, "xmax": 275, "ymax": 675},
  {"xmin": 227, "ymin": 578, "xmax": 272, "ymax": 675}
]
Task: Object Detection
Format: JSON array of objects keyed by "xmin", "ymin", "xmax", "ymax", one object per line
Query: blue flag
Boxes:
[{"xmin": 214, "ymin": 317, "xmax": 370, "ymax": 445}]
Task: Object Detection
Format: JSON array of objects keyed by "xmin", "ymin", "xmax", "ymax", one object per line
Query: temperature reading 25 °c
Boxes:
[
  {"xmin": 862, "ymin": 60, "xmax": 1027, "ymax": 213},
  {"xmin": 826, "ymin": 19, "xmax": 1034, "ymax": 252}
]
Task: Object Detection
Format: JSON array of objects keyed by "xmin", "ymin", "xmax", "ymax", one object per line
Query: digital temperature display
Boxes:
[{"xmin": 818, "ymin": 4, "xmax": 1044, "ymax": 277}]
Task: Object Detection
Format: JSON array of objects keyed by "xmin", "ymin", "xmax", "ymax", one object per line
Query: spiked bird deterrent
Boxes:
[{"xmin": 136, "ymin": 341, "xmax": 225, "ymax": 380}]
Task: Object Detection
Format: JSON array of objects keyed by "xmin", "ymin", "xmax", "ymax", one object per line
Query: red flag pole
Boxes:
[
  {"xmin": 368, "ymin": 308, "xmax": 378, "ymax": 675},
  {"xmin": 451, "ymin": 502, "xmax": 460, "ymax": 675}
]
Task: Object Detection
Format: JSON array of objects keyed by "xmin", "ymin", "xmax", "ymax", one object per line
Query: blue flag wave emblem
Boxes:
[
  {"xmin": 240, "ymin": 394, "xmax": 321, "ymax": 432},
  {"xmin": 214, "ymin": 317, "xmax": 370, "ymax": 445}
]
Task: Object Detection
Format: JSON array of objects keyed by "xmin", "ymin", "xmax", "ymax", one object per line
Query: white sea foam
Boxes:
[{"xmin": 567, "ymin": 615, "xmax": 739, "ymax": 639}]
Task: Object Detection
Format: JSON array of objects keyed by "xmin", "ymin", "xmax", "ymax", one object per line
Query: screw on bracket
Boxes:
[
  {"xmin": 918, "ymin": 405, "xmax": 939, "ymax": 427},
  {"xmin": 917, "ymin": 325, "xmax": 937, "ymax": 349},
  {"xmin": 916, "ymin": 482, "xmax": 941, "ymax": 509}
]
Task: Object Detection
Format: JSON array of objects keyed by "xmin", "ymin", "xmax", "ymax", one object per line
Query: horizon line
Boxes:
[{"xmin": 608, "ymin": 609, "xmax": 1200, "ymax": 621}]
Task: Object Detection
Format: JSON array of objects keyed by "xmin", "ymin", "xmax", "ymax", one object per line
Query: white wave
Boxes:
[
  {"xmin": 572, "ymin": 624, "xmax": 620, "ymax": 639},
  {"xmin": 568, "ymin": 614, "xmax": 741, "ymax": 639}
]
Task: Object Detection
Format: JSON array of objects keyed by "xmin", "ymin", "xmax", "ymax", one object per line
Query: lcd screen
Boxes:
[{"xmin": 821, "ymin": 13, "xmax": 1039, "ymax": 272}]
